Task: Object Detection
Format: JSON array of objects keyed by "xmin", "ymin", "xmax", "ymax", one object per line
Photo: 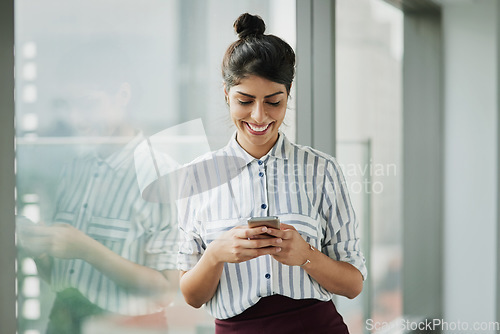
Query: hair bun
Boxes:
[{"xmin": 233, "ymin": 13, "xmax": 266, "ymax": 39}]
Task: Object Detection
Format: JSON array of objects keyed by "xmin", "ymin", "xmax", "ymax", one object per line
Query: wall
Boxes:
[
  {"xmin": 442, "ymin": 0, "xmax": 498, "ymax": 329},
  {"xmin": 402, "ymin": 10, "xmax": 443, "ymax": 320}
]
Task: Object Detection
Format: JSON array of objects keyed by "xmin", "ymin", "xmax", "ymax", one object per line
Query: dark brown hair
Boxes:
[{"xmin": 222, "ymin": 13, "xmax": 296, "ymax": 95}]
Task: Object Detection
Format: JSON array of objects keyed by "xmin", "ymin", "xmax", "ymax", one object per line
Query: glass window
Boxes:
[
  {"xmin": 335, "ymin": 0, "xmax": 403, "ymax": 332},
  {"xmin": 15, "ymin": 1, "xmax": 295, "ymax": 333}
]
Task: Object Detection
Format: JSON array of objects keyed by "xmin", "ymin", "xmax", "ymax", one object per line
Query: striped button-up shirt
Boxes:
[
  {"xmin": 51, "ymin": 135, "xmax": 178, "ymax": 315},
  {"xmin": 177, "ymin": 132, "xmax": 367, "ymax": 320}
]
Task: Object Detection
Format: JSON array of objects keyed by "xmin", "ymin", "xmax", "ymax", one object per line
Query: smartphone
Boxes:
[{"xmin": 247, "ymin": 216, "xmax": 280, "ymax": 229}]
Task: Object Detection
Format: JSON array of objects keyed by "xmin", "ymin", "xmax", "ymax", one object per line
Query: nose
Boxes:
[{"xmin": 251, "ymin": 102, "xmax": 266, "ymax": 123}]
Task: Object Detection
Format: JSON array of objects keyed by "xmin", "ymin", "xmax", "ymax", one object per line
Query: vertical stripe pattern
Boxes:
[
  {"xmin": 51, "ymin": 135, "xmax": 178, "ymax": 315},
  {"xmin": 177, "ymin": 132, "xmax": 367, "ymax": 320}
]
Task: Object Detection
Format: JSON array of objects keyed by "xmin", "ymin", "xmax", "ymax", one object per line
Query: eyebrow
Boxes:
[{"xmin": 236, "ymin": 91, "xmax": 284, "ymax": 99}]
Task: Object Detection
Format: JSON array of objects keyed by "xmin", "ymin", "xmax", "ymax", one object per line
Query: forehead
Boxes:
[{"xmin": 230, "ymin": 75, "xmax": 286, "ymax": 96}]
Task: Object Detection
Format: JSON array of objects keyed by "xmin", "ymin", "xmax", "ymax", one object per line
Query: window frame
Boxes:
[
  {"xmin": 0, "ymin": 0, "xmax": 16, "ymax": 332},
  {"xmin": 296, "ymin": 0, "xmax": 336, "ymax": 156}
]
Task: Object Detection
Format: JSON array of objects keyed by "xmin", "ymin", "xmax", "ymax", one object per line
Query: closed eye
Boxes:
[
  {"xmin": 267, "ymin": 101, "xmax": 281, "ymax": 106},
  {"xmin": 238, "ymin": 100, "xmax": 253, "ymax": 105}
]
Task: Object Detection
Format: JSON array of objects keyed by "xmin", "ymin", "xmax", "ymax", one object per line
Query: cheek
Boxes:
[
  {"xmin": 269, "ymin": 107, "xmax": 287, "ymax": 123},
  {"xmin": 229, "ymin": 105, "xmax": 249, "ymax": 122}
]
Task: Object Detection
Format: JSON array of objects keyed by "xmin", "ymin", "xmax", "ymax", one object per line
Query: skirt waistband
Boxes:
[{"xmin": 225, "ymin": 294, "xmax": 322, "ymax": 322}]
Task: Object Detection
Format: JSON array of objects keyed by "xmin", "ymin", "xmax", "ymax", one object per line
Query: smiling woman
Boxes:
[
  {"xmin": 225, "ymin": 76, "xmax": 287, "ymax": 158},
  {"xmin": 221, "ymin": 13, "xmax": 295, "ymax": 159},
  {"xmin": 177, "ymin": 13, "xmax": 366, "ymax": 334}
]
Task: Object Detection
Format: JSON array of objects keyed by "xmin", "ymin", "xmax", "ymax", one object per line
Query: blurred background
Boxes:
[{"xmin": 1, "ymin": 0, "xmax": 499, "ymax": 333}]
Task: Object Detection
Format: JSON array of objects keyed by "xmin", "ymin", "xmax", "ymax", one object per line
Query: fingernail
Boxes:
[
  {"xmin": 276, "ymin": 238, "xmax": 282, "ymax": 244},
  {"xmin": 262, "ymin": 227, "xmax": 267, "ymax": 232},
  {"xmin": 276, "ymin": 247, "xmax": 281, "ymax": 252}
]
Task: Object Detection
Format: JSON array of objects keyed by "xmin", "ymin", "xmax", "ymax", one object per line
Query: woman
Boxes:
[{"xmin": 177, "ymin": 13, "xmax": 367, "ymax": 334}]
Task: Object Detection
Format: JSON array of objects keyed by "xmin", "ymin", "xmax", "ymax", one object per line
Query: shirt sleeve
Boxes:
[
  {"xmin": 176, "ymin": 168, "xmax": 205, "ymax": 272},
  {"xmin": 321, "ymin": 158, "xmax": 368, "ymax": 280},
  {"xmin": 144, "ymin": 202, "xmax": 179, "ymax": 271}
]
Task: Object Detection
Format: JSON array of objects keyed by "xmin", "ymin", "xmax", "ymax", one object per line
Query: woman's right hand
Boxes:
[
  {"xmin": 180, "ymin": 225, "xmax": 283, "ymax": 308},
  {"xmin": 207, "ymin": 225, "xmax": 282, "ymax": 264}
]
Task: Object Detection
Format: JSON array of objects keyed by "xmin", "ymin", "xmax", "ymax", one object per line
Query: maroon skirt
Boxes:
[{"xmin": 215, "ymin": 295, "xmax": 349, "ymax": 334}]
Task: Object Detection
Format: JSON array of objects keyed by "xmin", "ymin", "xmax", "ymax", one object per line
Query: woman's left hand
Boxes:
[
  {"xmin": 267, "ymin": 223, "xmax": 364, "ymax": 299},
  {"xmin": 266, "ymin": 223, "xmax": 313, "ymax": 266}
]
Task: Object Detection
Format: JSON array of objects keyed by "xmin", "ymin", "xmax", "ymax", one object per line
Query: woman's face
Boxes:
[{"xmin": 225, "ymin": 75, "xmax": 288, "ymax": 158}]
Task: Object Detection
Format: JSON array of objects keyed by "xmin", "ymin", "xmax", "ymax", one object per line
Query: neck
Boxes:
[{"xmin": 236, "ymin": 133, "xmax": 279, "ymax": 159}]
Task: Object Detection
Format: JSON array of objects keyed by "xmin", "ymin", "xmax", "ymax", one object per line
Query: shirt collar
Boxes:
[
  {"xmin": 224, "ymin": 130, "xmax": 291, "ymax": 168},
  {"xmin": 267, "ymin": 131, "xmax": 290, "ymax": 161}
]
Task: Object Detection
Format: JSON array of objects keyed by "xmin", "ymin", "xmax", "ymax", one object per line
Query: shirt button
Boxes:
[
  {"xmin": 94, "ymin": 173, "xmax": 99, "ymax": 178},
  {"xmin": 258, "ymin": 160, "xmax": 263, "ymax": 165},
  {"xmin": 69, "ymin": 269, "xmax": 75, "ymax": 274},
  {"xmin": 97, "ymin": 161, "xmax": 103, "ymax": 166},
  {"xmin": 261, "ymin": 204, "xmax": 267, "ymax": 209},
  {"xmin": 83, "ymin": 203, "xmax": 88, "ymax": 209},
  {"xmin": 265, "ymin": 273, "xmax": 271, "ymax": 279},
  {"xmin": 258, "ymin": 172, "xmax": 264, "ymax": 177}
]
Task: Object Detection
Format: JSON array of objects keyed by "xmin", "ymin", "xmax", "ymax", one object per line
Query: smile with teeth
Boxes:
[{"xmin": 245, "ymin": 122, "xmax": 272, "ymax": 133}]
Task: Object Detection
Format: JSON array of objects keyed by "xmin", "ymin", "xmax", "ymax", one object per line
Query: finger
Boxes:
[
  {"xmin": 17, "ymin": 236, "xmax": 52, "ymax": 253},
  {"xmin": 241, "ymin": 236, "xmax": 283, "ymax": 249},
  {"xmin": 18, "ymin": 234, "xmax": 52, "ymax": 246},
  {"xmin": 266, "ymin": 227, "xmax": 295, "ymax": 240},
  {"xmin": 248, "ymin": 246, "xmax": 282, "ymax": 258},
  {"xmin": 228, "ymin": 243, "xmax": 282, "ymax": 263},
  {"xmin": 250, "ymin": 234, "xmax": 274, "ymax": 240},
  {"xmin": 17, "ymin": 227, "xmax": 51, "ymax": 239},
  {"xmin": 279, "ymin": 223, "xmax": 296, "ymax": 231},
  {"xmin": 235, "ymin": 226, "xmax": 270, "ymax": 239},
  {"xmin": 265, "ymin": 227, "xmax": 284, "ymax": 235}
]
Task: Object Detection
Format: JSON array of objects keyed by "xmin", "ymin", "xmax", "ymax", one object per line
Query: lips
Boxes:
[{"xmin": 244, "ymin": 122, "xmax": 272, "ymax": 135}]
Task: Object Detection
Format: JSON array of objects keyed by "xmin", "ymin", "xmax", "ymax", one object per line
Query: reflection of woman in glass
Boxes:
[
  {"xmin": 17, "ymin": 42, "xmax": 179, "ymax": 334},
  {"xmin": 177, "ymin": 13, "xmax": 366, "ymax": 333}
]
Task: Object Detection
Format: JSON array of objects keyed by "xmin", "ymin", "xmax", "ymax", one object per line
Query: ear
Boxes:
[{"xmin": 223, "ymin": 83, "xmax": 229, "ymax": 105}]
